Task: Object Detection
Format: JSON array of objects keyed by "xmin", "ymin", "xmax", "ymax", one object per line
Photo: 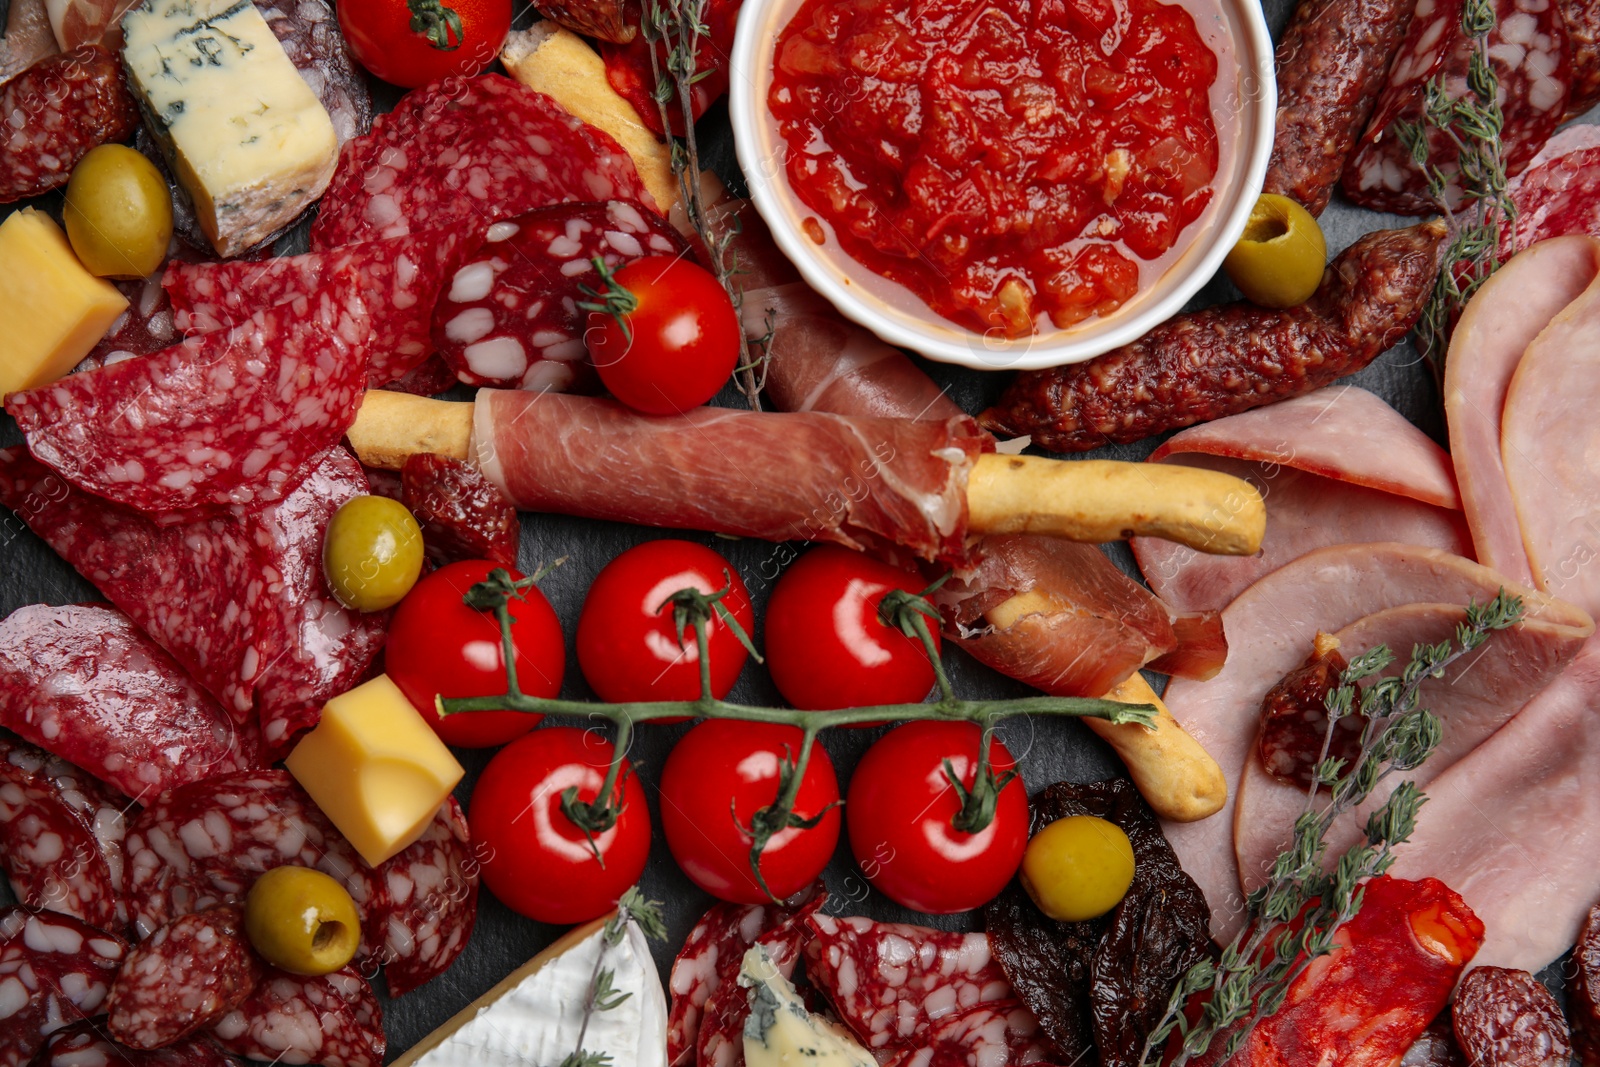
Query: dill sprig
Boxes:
[
  {"xmin": 1138, "ymin": 590, "xmax": 1524, "ymax": 1067},
  {"xmin": 643, "ymin": 0, "xmax": 771, "ymax": 409},
  {"xmin": 557, "ymin": 888, "xmax": 669, "ymax": 1067},
  {"xmin": 1395, "ymin": 0, "xmax": 1516, "ymax": 377}
]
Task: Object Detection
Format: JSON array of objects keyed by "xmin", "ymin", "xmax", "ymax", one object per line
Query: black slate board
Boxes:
[{"xmin": 0, "ymin": 0, "xmax": 1584, "ymax": 1057}]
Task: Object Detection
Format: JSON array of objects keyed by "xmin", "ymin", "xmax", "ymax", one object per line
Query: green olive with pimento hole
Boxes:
[
  {"xmin": 322, "ymin": 494, "xmax": 424, "ymax": 612},
  {"xmin": 1222, "ymin": 193, "xmax": 1327, "ymax": 310},
  {"xmin": 244, "ymin": 866, "xmax": 362, "ymax": 976}
]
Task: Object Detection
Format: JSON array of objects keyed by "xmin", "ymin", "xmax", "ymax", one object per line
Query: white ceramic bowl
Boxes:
[{"xmin": 729, "ymin": 0, "xmax": 1277, "ymax": 371}]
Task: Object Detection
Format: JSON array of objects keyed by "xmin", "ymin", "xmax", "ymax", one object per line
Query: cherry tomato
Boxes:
[
  {"xmin": 577, "ymin": 540, "xmax": 753, "ymax": 708},
  {"xmin": 763, "ymin": 546, "xmax": 939, "ymax": 712},
  {"xmin": 338, "ymin": 0, "xmax": 511, "ymax": 89},
  {"xmin": 586, "ymin": 255, "xmax": 741, "ymax": 415},
  {"xmin": 469, "ymin": 727, "xmax": 650, "ymax": 925},
  {"xmin": 659, "ymin": 721, "xmax": 840, "ymax": 904},
  {"xmin": 845, "ymin": 721, "xmax": 1027, "ymax": 914},
  {"xmin": 386, "ymin": 560, "xmax": 563, "ymax": 748}
]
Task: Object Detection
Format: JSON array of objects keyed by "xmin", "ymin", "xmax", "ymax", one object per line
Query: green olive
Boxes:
[
  {"xmin": 63, "ymin": 145, "xmax": 174, "ymax": 280},
  {"xmin": 1019, "ymin": 815, "xmax": 1136, "ymax": 922},
  {"xmin": 1222, "ymin": 193, "xmax": 1327, "ymax": 309},
  {"xmin": 244, "ymin": 866, "xmax": 361, "ymax": 976},
  {"xmin": 323, "ymin": 495, "xmax": 424, "ymax": 612}
]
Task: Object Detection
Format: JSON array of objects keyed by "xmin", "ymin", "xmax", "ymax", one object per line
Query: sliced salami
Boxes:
[
  {"xmin": 880, "ymin": 1003, "xmax": 1061, "ymax": 1067},
  {"xmin": 402, "ymin": 452, "xmax": 521, "ymax": 568},
  {"xmin": 310, "ymin": 74, "xmax": 650, "ymax": 252},
  {"xmin": 1453, "ymin": 967, "xmax": 1572, "ymax": 1067},
  {"xmin": 1341, "ymin": 0, "xmax": 1570, "ymax": 215},
  {"xmin": 0, "ymin": 747, "xmax": 122, "ymax": 931},
  {"xmin": 368, "ymin": 798, "xmax": 480, "ymax": 997},
  {"xmin": 431, "ymin": 199, "xmax": 688, "ymax": 391},
  {"xmin": 210, "ymin": 966, "xmax": 385, "ymax": 1067},
  {"xmin": 7, "ymin": 267, "xmax": 372, "ymax": 517},
  {"xmin": 0, "ymin": 46, "xmax": 140, "ymax": 203},
  {"xmin": 163, "ymin": 229, "xmax": 468, "ymax": 390},
  {"xmin": 77, "ymin": 274, "xmax": 180, "ymax": 372},
  {"xmin": 1511, "ymin": 131, "xmax": 1600, "ymax": 248},
  {"xmin": 34, "ymin": 1024, "xmax": 247, "ymax": 1067},
  {"xmin": 1561, "ymin": 0, "xmax": 1600, "ymax": 117},
  {"xmin": 697, "ymin": 934, "xmax": 805, "ymax": 1067},
  {"xmin": 0, "ymin": 907, "xmax": 127, "ymax": 1067},
  {"xmin": 108, "ymin": 905, "xmax": 262, "ymax": 1051},
  {"xmin": 667, "ymin": 886, "xmax": 827, "ymax": 1066},
  {"xmin": 256, "ymin": 0, "xmax": 373, "ymax": 147},
  {"xmin": 0, "ymin": 603, "xmax": 255, "ymax": 801}
]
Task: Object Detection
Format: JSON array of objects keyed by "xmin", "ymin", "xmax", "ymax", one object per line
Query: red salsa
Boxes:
[{"xmin": 769, "ymin": 0, "xmax": 1221, "ymax": 337}]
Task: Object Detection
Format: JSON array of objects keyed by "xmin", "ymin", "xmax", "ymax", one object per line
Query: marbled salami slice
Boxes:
[
  {"xmin": 310, "ymin": 74, "xmax": 650, "ymax": 252},
  {"xmin": 1511, "ymin": 132, "xmax": 1600, "ymax": 248},
  {"xmin": 431, "ymin": 199, "xmax": 687, "ymax": 391},
  {"xmin": 257, "ymin": 0, "xmax": 373, "ymax": 147},
  {"xmin": 0, "ymin": 747, "xmax": 122, "ymax": 930},
  {"xmin": 0, "ymin": 46, "xmax": 140, "ymax": 203},
  {"xmin": 0, "ymin": 907, "xmax": 127, "ymax": 1067},
  {"xmin": 803, "ymin": 915, "xmax": 1017, "ymax": 1055},
  {"xmin": 7, "ymin": 267, "xmax": 371, "ymax": 516},
  {"xmin": 163, "ymin": 230, "xmax": 467, "ymax": 390},
  {"xmin": 108, "ymin": 905, "xmax": 262, "ymax": 1050},
  {"xmin": 210, "ymin": 967, "xmax": 384, "ymax": 1067},
  {"xmin": 880, "ymin": 1003, "xmax": 1060, "ymax": 1067},
  {"xmin": 1341, "ymin": 0, "xmax": 1570, "ymax": 215},
  {"xmin": 34, "ymin": 1025, "xmax": 247, "ymax": 1067},
  {"xmin": 77, "ymin": 274, "xmax": 180, "ymax": 372},
  {"xmin": 402, "ymin": 453, "xmax": 520, "ymax": 568},
  {"xmin": 0, "ymin": 603, "xmax": 254, "ymax": 801},
  {"xmin": 369, "ymin": 798, "xmax": 480, "ymax": 997}
]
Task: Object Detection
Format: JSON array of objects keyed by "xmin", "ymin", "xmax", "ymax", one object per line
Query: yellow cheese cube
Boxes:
[
  {"xmin": 286, "ymin": 674, "xmax": 465, "ymax": 867},
  {"xmin": 0, "ymin": 210, "xmax": 128, "ymax": 397}
]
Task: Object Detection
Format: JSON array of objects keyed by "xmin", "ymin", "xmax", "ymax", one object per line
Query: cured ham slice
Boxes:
[
  {"xmin": 1502, "ymin": 255, "xmax": 1600, "ymax": 618},
  {"xmin": 45, "ymin": 0, "xmax": 139, "ymax": 50},
  {"xmin": 2, "ymin": 0, "xmax": 58, "ymax": 84},
  {"xmin": 472, "ymin": 389, "xmax": 986, "ymax": 566},
  {"xmin": 1159, "ymin": 542, "xmax": 1593, "ymax": 941},
  {"xmin": 1445, "ymin": 236, "xmax": 1600, "ymax": 583}
]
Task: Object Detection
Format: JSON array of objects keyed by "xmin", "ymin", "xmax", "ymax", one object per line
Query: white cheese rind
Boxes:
[
  {"xmin": 120, "ymin": 0, "xmax": 338, "ymax": 257},
  {"xmin": 406, "ymin": 919, "xmax": 668, "ymax": 1067},
  {"xmin": 741, "ymin": 945, "xmax": 877, "ymax": 1067}
]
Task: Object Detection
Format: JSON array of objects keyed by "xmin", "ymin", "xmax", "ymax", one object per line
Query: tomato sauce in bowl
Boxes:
[{"xmin": 767, "ymin": 0, "xmax": 1223, "ymax": 338}]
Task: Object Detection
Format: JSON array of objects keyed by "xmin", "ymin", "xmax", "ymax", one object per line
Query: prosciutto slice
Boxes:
[
  {"xmin": 1445, "ymin": 236, "xmax": 1600, "ymax": 583},
  {"xmin": 2, "ymin": 0, "xmax": 58, "ymax": 84},
  {"xmin": 1159, "ymin": 542, "xmax": 1592, "ymax": 941},
  {"xmin": 472, "ymin": 389, "xmax": 986, "ymax": 566}
]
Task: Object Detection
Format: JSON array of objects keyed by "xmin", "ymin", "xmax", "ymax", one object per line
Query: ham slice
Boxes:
[
  {"xmin": 2, "ymin": 0, "xmax": 59, "ymax": 84},
  {"xmin": 45, "ymin": 0, "xmax": 138, "ymax": 49},
  {"xmin": 1445, "ymin": 236, "xmax": 1600, "ymax": 584},
  {"xmin": 1159, "ymin": 542, "xmax": 1593, "ymax": 941},
  {"xmin": 1233, "ymin": 597, "xmax": 1592, "ymax": 899},
  {"xmin": 1502, "ymin": 256, "xmax": 1600, "ymax": 618}
]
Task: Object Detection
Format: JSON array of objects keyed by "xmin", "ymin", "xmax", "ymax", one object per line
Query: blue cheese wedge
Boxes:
[
  {"xmin": 120, "ymin": 0, "xmax": 338, "ymax": 257},
  {"xmin": 741, "ymin": 945, "xmax": 877, "ymax": 1067},
  {"xmin": 392, "ymin": 915, "xmax": 668, "ymax": 1067}
]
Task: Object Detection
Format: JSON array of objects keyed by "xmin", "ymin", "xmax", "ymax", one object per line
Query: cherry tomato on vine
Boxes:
[
  {"xmin": 577, "ymin": 540, "xmax": 754, "ymax": 707},
  {"xmin": 338, "ymin": 0, "xmax": 511, "ymax": 89},
  {"xmin": 386, "ymin": 560, "xmax": 563, "ymax": 748},
  {"xmin": 846, "ymin": 721, "xmax": 1027, "ymax": 914},
  {"xmin": 659, "ymin": 721, "xmax": 840, "ymax": 904},
  {"xmin": 585, "ymin": 255, "xmax": 741, "ymax": 415},
  {"xmin": 469, "ymin": 727, "xmax": 650, "ymax": 925},
  {"xmin": 764, "ymin": 546, "xmax": 940, "ymax": 712}
]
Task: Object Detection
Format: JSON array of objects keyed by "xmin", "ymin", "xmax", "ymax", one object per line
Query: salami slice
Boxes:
[
  {"xmin": 667, "ymin": 886, "xmax": 827, "ymax": 1066},
  {"xmin": 210, "ymin": 966, "xmax": 385, "ymax": 1067},
  {"xmin": 7, "ymin": 267, "xmax": 372, "ymax": 516},
  {"xmin": 34, "ymin": 1024, "xmax": 247, "ymax": 1067},
  {"xmin": 1453, "ymin": 967, "xmax": 1572, "ymax": 1067},
  {"xmin": 1510, "ymin": 127, "xmax": 1600, "ymax": 248},
  {"xmin": 402, "ymin": 453, "xmax": 521, "ymax": 568},
  {"xmin": 431, "ymin": 199, "xmax": 687, "ymax": 391},
  {"xmin": 108, "ymin": 905, "xmax": 262, "ymax": 1050},
  {"xmin": 368, "ymin": 798, "xmax": 480, "ymax": 997},
  {"xmin": 163, "ymin": 229, "xmax": 468, "ymax": 390},
  {"xmin": 0, "ymin": 46, "xmax": 140, "ymax": 204},
  {"xmin": 77, "ymin": 274, "xmax": 181, "ymax": 373},
  {"xmin": 0, "ymin": 603, "xmax": 254, "ymax": 801},
  {"xmin": 310, "ymin": 74, "xmax": 650, "ymax": 251},
  {"xmin": 380, "ymin": 354, "xmax": 458, "ymax": 397},
  {"xmin": 698, "ymin": 935, "xmax": 805, "ymax": 1067},
  {"xmin": 802, "ymin": 915, "xmax": 1016, "ymax": 1056},
  {"xmin": 880, "ymin": 1003, "xmax": 1061, "ymax": 1067},
  {"xmin": 0, "ymin": 907, "xmax": 127, "ymax": 1067},
  {"xmin": 256, "ymin": 0, "xmax": 373, "ymax": 147},
  {"xmin": 0, "ymin": 746, "xmax": 122, "ymax": 931},
  {"xmin": 1341, "ymin": 0, "xmax": 1570, "ymax": 215}
]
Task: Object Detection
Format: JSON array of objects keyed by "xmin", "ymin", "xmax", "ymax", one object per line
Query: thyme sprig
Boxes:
[
  {"xmin": 557, "ymin": 888, "xmax": 668, "ymax": 1067},
  {"xmin": 442, "ymin": 569, "xmax": 1156, "ymax": 903},
  {"xmin": 1396, "ymin": 0, "xmax": 1515, "ymax": 377},
  {"xmin": 642, "ymin": 0, "xmax": 770, "ymax": 408},
  {"xmin": 1138, "ymin": 590, "xmax": 1524, "ymax": 1067}
]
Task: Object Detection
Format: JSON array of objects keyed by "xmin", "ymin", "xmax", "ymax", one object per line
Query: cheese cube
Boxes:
[
  {"xmin": 121, "ymin": 0, "xmax": 339, "ymax": 257},
  {"xmin": 0, "ymin": 210, "xmax": 128, "ymax": 397},
  {"xmin": 286, "ymin": 674, "xmax": 465, "ymax": 867}
]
